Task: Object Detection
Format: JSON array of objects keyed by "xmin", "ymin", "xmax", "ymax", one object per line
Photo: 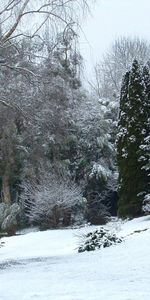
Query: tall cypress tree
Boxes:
[
  {"xmin": 117, "ymin": 60, "xmax": 149, "ymax": 218},
  {"xmin": 141, "ymin": 65, "xmax": 150, "ymax": 176},
  {"xmin": 140, "ymin": 65, "xmax": 150, "ymax": 211}
]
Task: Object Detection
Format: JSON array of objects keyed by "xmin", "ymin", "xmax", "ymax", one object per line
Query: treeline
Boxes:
[
  {"xmin": 0, "ymin": 1, "xmax": 149, "ymax": 234},
  {"xmin": 0, "ymin": 30, "xmax": 117, "ymax": 231}
]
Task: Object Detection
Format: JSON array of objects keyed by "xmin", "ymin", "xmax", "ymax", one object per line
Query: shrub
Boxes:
[{"xmin": 78, "ymin": 228, "xmax": 123, "ymax": 253}]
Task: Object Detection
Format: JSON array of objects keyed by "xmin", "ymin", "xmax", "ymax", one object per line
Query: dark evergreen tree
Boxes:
[
  {"xmin": 140, "ymin": 65, "xmax": 150, "ymax": 212},
  {"xmin": 141, "ymin": 65, "xmax": 150, "ymax": 177},
  {"xmin": 117, "ymin": 60, "xmax": 149, "ymax": 218}
]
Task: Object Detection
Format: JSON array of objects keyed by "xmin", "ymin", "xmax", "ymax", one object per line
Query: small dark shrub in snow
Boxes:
[{"xmin": 78, "ymin": 228, "xmax": 123, "ymax": 253}]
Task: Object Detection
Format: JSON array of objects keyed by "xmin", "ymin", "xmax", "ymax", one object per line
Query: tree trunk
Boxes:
[{"xmin": 2, "ymin": 174, "xmax": 11, "ymax": 204}]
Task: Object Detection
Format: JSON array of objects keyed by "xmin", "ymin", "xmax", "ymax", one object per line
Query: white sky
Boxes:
[{"xmin": 79, "ymin": 0, "xmax": 150, "ymax": 77}]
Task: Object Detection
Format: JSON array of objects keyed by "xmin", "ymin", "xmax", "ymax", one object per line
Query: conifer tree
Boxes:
[
  {"xmin": 141, "ymin": 65, "xmax": 150, "ymax": 176},
  {"xmin": 117, "ymin": 60, "xmax": 149, "ymax": 218},
  {"xmin": 140, "ymin": 65, "xmax": 150, "ymax": 211}
]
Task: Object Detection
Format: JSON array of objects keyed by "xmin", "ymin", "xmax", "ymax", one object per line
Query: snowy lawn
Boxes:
[{"xmin": 0, "ymin": 216, "xmax": 150, "ymax": 300}]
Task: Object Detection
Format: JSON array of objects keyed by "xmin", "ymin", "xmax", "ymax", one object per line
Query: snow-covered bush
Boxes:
[
  {"xmin": 78, "ymin": 228, "xmax": 123, "ymax": 252},
  {"xmin": 20, "ymin": 174, "xmax": 84, "ymax": 228},
  {"xmin": 142, "ymin": 194, "xmax": 150, "ymax": 213},
  {"xmin": 0, "ymin": 203, "xmax": 20, "ymax": 235},
  {"xmin": 89, "ymin": 163, "xmax": 112, "ymax": 182}
]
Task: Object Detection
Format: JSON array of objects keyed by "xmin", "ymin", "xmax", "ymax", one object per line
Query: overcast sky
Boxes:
[{"xmin": 79, "ymin": 0, "xmax": 150, "ymax": 77}]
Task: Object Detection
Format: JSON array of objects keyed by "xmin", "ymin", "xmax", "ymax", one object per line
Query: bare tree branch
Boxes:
[
  {"xmin": 1, "ymin": 0, "xmax": 30, "ymax": 44},
  {"xmin": 0, "ymin": 63, "xmax": 38, "ymax": 76},
  {"xmin": 0, "ymin": 99, "xmax": 31, "ymax": 120}
]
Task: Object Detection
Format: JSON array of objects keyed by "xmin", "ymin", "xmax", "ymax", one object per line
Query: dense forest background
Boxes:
[{"xmin": 0, "ymin": 0, "xmax": 149, "ymax": 235}]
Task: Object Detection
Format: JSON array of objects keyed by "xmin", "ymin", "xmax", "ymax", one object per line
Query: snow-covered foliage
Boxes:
[
  {"xmin": 117, "ymin": 60, "xmax": 150, "ymax": 217},
  {"xmin": 140, "ymin": 135, "xmax": 150, "ymax": 174},
  {"xmin": 89, "ymin": 163, "xmax": 112, "ymax": 181},
  {"xmin": 74, "ymin": 94, "xmax": 117, "ymax": 178},
  {"xmin": 78, "ymin": 228, "xmax": 123, "ymax": 252},
  {"xmin": 20, "ymin": 174, "xmax": 84, "ymax": 227},
  {"xmin": 142, "ymin": 194, "xmax": 150, "ymax": 213},
  {"xmin": 72, "ymin": 94, "xmax": 118, "ymax": 221}
]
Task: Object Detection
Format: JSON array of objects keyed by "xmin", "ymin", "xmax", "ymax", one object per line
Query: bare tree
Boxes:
[
  {"xmin": 93, "ymin": 37, "xmax": 150, "ymax": 99},
  {"xmin": 0, "ymin": 0, "xmax": 90, "ymax": 56},
  {"xmin": 0, "ymin": 0, "xmax": 91, "ymax": 112}
]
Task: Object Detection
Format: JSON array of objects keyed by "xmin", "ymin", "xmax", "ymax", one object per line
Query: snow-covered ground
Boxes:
[{"xmin": 0, "ymin": 216, "xmax": 150, "ymax": 300}]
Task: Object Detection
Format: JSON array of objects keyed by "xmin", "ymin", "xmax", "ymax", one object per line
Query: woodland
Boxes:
[{"xmin": 0, "ymin": 0, "xmax": 149, "ymax": 235}]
